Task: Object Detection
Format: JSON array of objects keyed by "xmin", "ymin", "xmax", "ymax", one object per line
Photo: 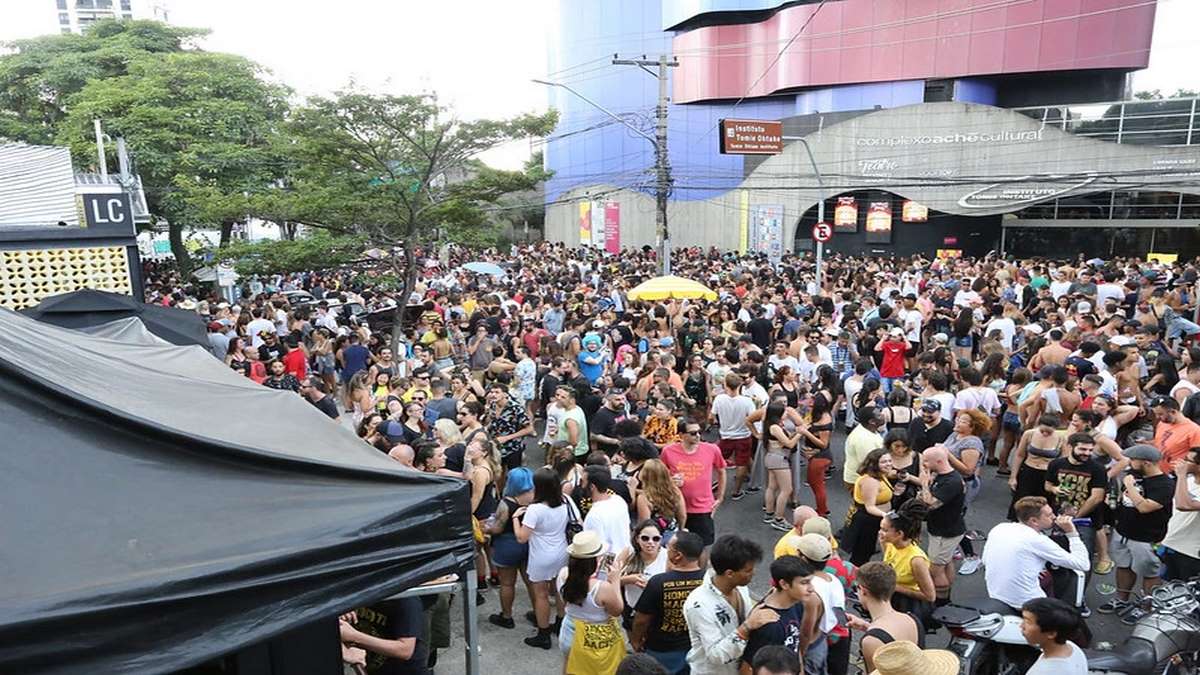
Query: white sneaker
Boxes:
[{"xmin": 958, "ymin": 556, "xmax": 982, "ymax": 575}]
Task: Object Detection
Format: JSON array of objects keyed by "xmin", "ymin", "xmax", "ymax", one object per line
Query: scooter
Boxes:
[
  {"xmin": 1086, "ymin": 580, "xmax": 1200, "ymax": 675},
  {"xmin": 932, "ymin": 555, "xmax": 1086, "ymax": 675}
]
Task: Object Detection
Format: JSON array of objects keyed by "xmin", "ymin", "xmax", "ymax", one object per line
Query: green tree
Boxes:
[
  {"xmin": 278, "ymin": 91, "xmax": 555, "ymax": 348},
  {"xmin": 212, "ymin": 231, "xmax": 364, "ymax": 277},
  {"xmin": 0, "ymin": 20, "xmax": 288, "ymax": 274},
  {"xmin": 0, "ymin": 20, "xmax": 205, "ymax": 143}
]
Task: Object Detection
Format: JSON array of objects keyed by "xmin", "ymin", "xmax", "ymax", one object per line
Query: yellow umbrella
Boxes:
[{"xmin": 627, "ymin": 275, "xmax": 718, "ymax": 302}]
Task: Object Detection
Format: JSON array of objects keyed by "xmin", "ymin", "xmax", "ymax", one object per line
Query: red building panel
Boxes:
[{"xmin": 672, "ymin": 0, "xmax": 1156, "ymax": 103}]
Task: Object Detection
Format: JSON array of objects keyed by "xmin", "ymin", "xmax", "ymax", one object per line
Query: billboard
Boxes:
[
  {"xmin": 834, "ymin": 196, "xmax": 858, "ymax": 232},
  {"xmin": 719, "ymin": 119, "xmax": 784, "ymax": 155},
  {"xmin": 578, "ymin": 202, "xmax": 592, "ymax": 246},
  {"xmin": 865, "ymin": 201, "xmax": 892, "ymax": 243},
  {"xmin": 902, "ymin": 200, "xmax": 928, "ymax": 223},
  {"xmin": 603, "ymin": 202, "xmax": 620, "ymax": 253},
  {"xmin": 750, "ymin": 204, "xmax": 784, "ymax": 263}
]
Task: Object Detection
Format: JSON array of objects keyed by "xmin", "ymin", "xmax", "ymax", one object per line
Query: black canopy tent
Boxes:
[
  {"xmin": 21, "ymin": 288, "xmax": 210, "ymax": 348},
  {"xmin": 0, "ymin": 309, "xmax": 475, "ymax": 674}
]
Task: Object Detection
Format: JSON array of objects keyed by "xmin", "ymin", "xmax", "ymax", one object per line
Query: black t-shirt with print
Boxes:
[
  {"xmin": 355, "ymin": 597, "xmax": 429, "ymax": 675},
  {"xmin": 742, "ymin": 600, "xmax": 805, "ymax": 666},
  {"xmin": 1045, "ymin": 457, "xmax": 1107, "ymax": 516},
  {"xmin": 633, "ymin": 569, "xmax": 706, "ymax": 653},
  {"xmin": 1116, "ymin": 473, "xmax": 1174, "ymax": 542}
]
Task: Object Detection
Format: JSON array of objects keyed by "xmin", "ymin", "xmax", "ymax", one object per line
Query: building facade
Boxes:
[
  {"xmin": 3, "ymin": 0, "xmax": 169, "ymax": 42},
  {"xmin": 0, "ymin": 143, "xmax": 148, "ymax": 309},
  {"xmin": 544, "ymin": 0, "xmax": 1200, "ymax": 259}
]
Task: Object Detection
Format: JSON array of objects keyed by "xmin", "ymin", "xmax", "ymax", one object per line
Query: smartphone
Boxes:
[{"xmin": 596, "ymin": 552, "xmax": 615, "ymax": 580}]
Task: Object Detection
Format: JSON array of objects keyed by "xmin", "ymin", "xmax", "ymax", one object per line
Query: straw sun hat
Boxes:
[
  {"xmin": 868, "ymin": 641, "xmax": 959, "ymax": 675},
  {"xmin": 566, "ymin": 531, "xmax": 608, "ymax": 559}
]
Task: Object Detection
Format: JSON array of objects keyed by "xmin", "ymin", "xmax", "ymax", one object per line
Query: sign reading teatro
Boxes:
[{"xmin": 720, "ymin": 119, "xmax": 783, "ymax": 155}]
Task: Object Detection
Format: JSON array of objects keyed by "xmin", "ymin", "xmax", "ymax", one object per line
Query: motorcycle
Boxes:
[
  {"xmin": 932, "ymin": 528, "xmax": 1088, "ymax": 675},
  {"xmin": 1086, "ymin": 579, "xmax": 1200, "ymax": 675}
]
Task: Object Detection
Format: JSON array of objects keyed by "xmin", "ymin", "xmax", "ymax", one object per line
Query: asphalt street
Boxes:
[{"xmin": 437, "ymin": 428, "xmax": 1131, "ymax": 673}]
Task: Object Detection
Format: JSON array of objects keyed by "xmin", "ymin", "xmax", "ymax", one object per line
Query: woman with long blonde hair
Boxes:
[{"xmin": 634, "ymin": 459, "xmax": 686, "ymax": 545}]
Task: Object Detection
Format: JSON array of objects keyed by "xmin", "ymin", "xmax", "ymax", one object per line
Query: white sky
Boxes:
[{"xmin": 7, "ymin": 0, "xmax": 1198, "ymax": 168}]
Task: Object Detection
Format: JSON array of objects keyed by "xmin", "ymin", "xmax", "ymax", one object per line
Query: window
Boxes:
[
  {"xmin": 59, "ymin": 12, "xmax": 70, "ymax": 23},
  {"xmin": 120, "ymin": 0, "xmax": 131, "ymax": 9},
  {"xmin": 57, "ymin": 0, "xmax": 68, "ymax": 8},
  {"xmin": 122, "ymin": 12, "xmax": 132, "ymax": 19}
]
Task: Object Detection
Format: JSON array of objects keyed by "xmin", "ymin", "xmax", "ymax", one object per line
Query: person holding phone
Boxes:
[{"xmin": 557, "ymin": 531, "xmax": 627, "ymax": 673}]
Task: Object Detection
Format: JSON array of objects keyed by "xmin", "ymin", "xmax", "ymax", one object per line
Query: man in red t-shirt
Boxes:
[
  {"xmin": 660, "ymin": 417, "xmax": 727, "ymax": 547},
  {"xmin": 281, "ymin": 336, "xmax": 309, "ymax": 382},
  {"xmin": 874, "ymin": 327, "xmax": 909, "ymax": 393}
]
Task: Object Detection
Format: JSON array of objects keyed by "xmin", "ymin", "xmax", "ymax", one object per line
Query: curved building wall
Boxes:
[
  {"xmin": 545, "ymin": 102, "xmax": 1200, "ymax": 255},
  {"xmin": 545, "ymin": 1, "xmax": 1160, "ymax": 226},
  {"xmin": 672, "ymin": 0, "xmax": 1156, "ymax": 104}
]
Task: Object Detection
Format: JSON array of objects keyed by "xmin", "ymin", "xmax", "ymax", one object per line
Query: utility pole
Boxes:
[{"xmin": 613, "ymin": 55, "xmax": 678, "ymax": 276}]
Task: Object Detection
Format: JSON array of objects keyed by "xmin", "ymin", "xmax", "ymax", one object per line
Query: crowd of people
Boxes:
[{"xmin": 145, "ymin": 242, "xmax": 1200, "ymax": 674}]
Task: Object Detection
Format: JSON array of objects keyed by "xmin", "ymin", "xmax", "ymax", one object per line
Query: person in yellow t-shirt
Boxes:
[{"xmin": 879, "ymin": 499, "xmax": 936, "ymax": 617}]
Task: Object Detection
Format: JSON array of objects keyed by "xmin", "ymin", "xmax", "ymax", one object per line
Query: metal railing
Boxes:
[{"xmin": 1014, "ymin": 95, "xmax": 1199, "ymax": 147}]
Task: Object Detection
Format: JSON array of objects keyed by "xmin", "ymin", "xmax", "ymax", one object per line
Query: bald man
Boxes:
[
  {"xmin": 918, "ymin": 445, "xmax": 967, "ymax": 604},
  {"xmin": 773, "ymin": 505, "xmax": 818, "ymax": 559},
  {"xmin": 388, "ymin": 444, "xmax": 416, "ymax": 469}
]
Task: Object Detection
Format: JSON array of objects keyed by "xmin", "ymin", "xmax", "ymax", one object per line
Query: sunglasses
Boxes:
[
  {"xmin": 682, "ymin": 428, "xmax": 701, "ymax": 435},
  {"xmin": 639, "ymin": 535, "xmax": 662, "ymax": 543}
]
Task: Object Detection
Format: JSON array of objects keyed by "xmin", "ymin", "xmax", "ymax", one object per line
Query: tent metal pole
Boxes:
[{"xmin": 463, "ymin": 575, "xmax": 480, "ymax": 675}]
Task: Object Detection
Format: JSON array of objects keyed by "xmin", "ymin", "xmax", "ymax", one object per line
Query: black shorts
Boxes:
[
  {"xmin": 687, "ymin": 512, "xmax": 715, "ymax": 547},
  {"xmin": 502, "ymin": 449, "xmax": 524, "ymax": 472}
]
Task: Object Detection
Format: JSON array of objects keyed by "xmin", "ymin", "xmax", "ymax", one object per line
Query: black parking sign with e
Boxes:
[{"xmin": 82, "ymin": 193, "xmax": 134, "ymax": 233}]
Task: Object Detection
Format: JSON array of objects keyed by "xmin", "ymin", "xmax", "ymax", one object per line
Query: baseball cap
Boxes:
[
  {"xmin": 1149, "ymin": 395, "xmax": 1179, "ymax": 409},
  {"xmin": 931, "ymin": 332, "xmax": 948, "ymax": 343},
  {"xmin": 889, "ymin": 327, "xmax": 904, "ymax": 336},
  {"xmin": 207, "ymin": 321, "xmax": 224, "ymax": 331},
  {"xmin": 920, "ymin": 400, "xmax": 942, "ymax": 413},
  {"xmin": 796, "ymin": 533, "xmax": 833, "ymax": 562},
  {"xmin": 1109, "ymin": 335, "xmax": 1134, "ymax": 347},
  {"xmin": 1123, "ymin": 444, "xmax": 1162, "ymax": 462},
  {"xmin": 1022, "ymin": 324, "xmax": 1044, "ymax": 335},
  {"xmin": 801, "ymin": 516, "xmax": 833, "ymax": 539},
  {"xmin": 1077, "ymin": 301, "xmax": 1093, "ymax": 313}
]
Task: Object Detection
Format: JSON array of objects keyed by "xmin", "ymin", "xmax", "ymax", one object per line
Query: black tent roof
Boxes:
[
  {"xmin": 21, "ymin": 288, "xmax": 209, "ymax": 348},
  {"xmin": 0, "ymin": 309, "xmax": 474, "ymax": 674}
]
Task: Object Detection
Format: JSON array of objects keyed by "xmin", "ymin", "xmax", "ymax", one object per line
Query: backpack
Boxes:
[{"xmin": 564, "ymin": 494, "xmax": 583, "ymax": 541}]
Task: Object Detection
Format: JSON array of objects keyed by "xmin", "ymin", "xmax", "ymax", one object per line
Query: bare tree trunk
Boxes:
[
  {"xmin": 281, "ymin": 221, "xmax": 298, "ymax": 241},
  {"xmin": 218, "ymin": 218, "xmax": 236, "ymax": 247},
  {"xmin": 168, "ymin": 221, "xmax": 192, "ymax": 277},
  {"xmin": 389, "ymin": 243, "xmax": 420, "ymax": 355}
]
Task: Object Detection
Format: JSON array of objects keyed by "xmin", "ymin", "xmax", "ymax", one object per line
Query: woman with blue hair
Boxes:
[
  {"xmin": 485, "ymin": 466, "xmax": 536, "ymax": 629},
  {"xmin": 578, "ymin": 333, "xmax": 610, "ymax": 385}
]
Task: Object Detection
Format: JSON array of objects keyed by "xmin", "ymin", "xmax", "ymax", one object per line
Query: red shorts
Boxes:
[{"xmin": 719, "ymin": 437, "xmax": 754, "ymax": 467}]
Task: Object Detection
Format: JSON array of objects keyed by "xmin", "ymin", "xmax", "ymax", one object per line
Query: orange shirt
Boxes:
[{"xmin": 1154, "ymin": 417, "xmax": 1200, "ymax": 472}]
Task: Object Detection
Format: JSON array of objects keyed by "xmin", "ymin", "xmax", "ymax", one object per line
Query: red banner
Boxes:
[{"xmin": 604, "ymin": 202, "xmax": 620, "ymax": 254}]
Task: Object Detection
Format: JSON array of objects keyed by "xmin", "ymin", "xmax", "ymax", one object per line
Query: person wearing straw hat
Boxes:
[
  {"xmin": 557, "ymin": 530, "xmax": 626, "ymax": 673},
  {"xmin": 867, "ymin": 641, "xmax": 959, "ymax": 675}
]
